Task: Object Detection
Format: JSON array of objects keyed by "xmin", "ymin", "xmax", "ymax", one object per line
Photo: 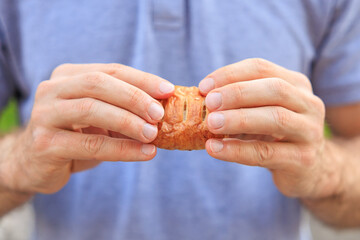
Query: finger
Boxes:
[
  {"xmin": 232, "ymin": 134, "xmax": 278, "ymax": 142},
  {"xmin": 205, "ymin": 78, "xmax": 312, "ymax": 113},
  {"xmin": 51, "ymin": 63, "xmax": 175, "ymax": 99},
  {"xmin": 79, "ymin": 127, "xmax": 132, "ymax": 140},
  {"xmin": 109, "ymin": 131, "xmax": 131, "ymax": 139},
  {"xmin": 51, "ymin": 130, "xmax": 156, "ymax": 161},
  {"xmin": 206, "ymin": 107, "xmax": 316, "ymax": 142},
  {"xmin": 199, "ymin": 58, "xmax": 311, "ymax": 94},
  {"xmin": 53, "ymin": 72, "xmax": 165, "ymax": 123},
  {"xmin": 53, "ymin": 98, "xmax": 158, "ymax": 143},
  {"xmin": 79, "ymin": 126, "xmax": 109, "ymax": 135},
  {"xmin": 206, "ymin": 138, "xmax": 302, "ymax": 170}
]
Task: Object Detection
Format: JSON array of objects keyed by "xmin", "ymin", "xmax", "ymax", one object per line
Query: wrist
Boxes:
[
  {"xmin": 0, "ymin": 182, "xmax": 33, "ymax": 216},
  {"xmin": 301, "ymin": 138, "xmax": 360, "ymax": 227},
  {"xmin": 320, "ymin": 138, "xmax": 358, "ymax": 198},
  {"xmin": 0, "ymin": 130, "xmax": 35, "ymax": 194},
  {"xmin": 306, "ymin": 140, "xmax": 348, "ymax": 199},
  {"xmin": 0, "ymin": 131, "xmax": 34, "ymax": 216},
  {"xmin": 0, "ymin": 184, "xmax": 34, "ymax": 202}
]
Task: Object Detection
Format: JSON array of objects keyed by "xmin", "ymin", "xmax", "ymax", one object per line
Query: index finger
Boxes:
[
  {"xmin": 199, "ymin": 58, "xmax": 311, "ymax": 95},
  {"xmin": 51, "ymin": 63, "xmax": 175, "ymax": 99}
]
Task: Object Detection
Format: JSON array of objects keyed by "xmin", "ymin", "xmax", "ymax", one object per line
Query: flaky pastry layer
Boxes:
[{"xmin": 152, "ymin": 86, "xmax": 226, "ymax": 150}]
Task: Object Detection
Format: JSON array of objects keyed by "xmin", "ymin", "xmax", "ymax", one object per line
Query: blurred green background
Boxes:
[{"xmin": 0, "ymin": 99, "xmax": 19, "ymax": 133}]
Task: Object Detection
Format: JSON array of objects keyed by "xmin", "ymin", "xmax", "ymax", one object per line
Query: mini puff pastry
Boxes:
[{"xmin": 152, "ymin": 86, "xmax": 226, "ymax": 150}]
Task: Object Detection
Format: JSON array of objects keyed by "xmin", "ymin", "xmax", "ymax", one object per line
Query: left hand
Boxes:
[{"xmin": 199, "ymin": 58, "xmax": 337, "ymax": 199}]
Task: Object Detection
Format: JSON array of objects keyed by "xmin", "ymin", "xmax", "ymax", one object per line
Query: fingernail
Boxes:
[
  {"xmin": 159, "ymin": 82, "xmax": 175, "ymax": 94},
  {"xmin": 206, "ymin": 92, "xmax": 222, "ymax": 110},
  {"xmin": 143, "ymin": 123, "xmax": 158, "ymax": 140},
  {"xmin": 148, "ymin": 102, "xmax": 164, "ymax": 121},
  {"xmin": 141, "ymin": 144, "xmax": 156, "ymax": 155},
  {"xmin": 210, "ymin": 140, "xmax": 223, "ymax": 153},
  {"xmin": 208, "ymin": 112, "xmax": 225, "ymax": 129},
  {"xmin": 199, "ymin": 78, "xmax": 215, "ymax": 94}
]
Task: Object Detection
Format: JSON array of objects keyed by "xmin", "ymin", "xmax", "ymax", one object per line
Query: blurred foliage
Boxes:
[
  {"xmin": 0, "ymin": 99, "xmax": 19, "ymax": 133},
  {"xmin": 324, "ymin": 123, "xmax": 332, "ymax": 139}
]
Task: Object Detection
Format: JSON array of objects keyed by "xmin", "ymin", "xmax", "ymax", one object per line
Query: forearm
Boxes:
[
  {"xmin": 0, "ymin": 131, "xmax": 33, "ymax": 216},
  {"xmin": 0, "ymin": 186, "xmax": 33, "ymax": 216},
  {"xmin": 302, "ymin": 137, "xmax": 360, "ymax": 228}
]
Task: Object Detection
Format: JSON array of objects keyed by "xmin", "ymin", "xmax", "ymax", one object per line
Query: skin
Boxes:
[
  {"xmin": 199, "ymin": 58, "xmax": 360, "ymax": 228},
  {"xmin": 0, "ymin": 59, "xmax": 359, "ymax": 228},
  {"xmin": 0, "ymin": 63, "xmax": 175, "ymax": 215}
]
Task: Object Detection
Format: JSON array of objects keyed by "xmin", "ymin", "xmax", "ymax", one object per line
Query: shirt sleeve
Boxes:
[{"xmin": 311, "ymin": 0, "xmax": 360, "ymax": 106}]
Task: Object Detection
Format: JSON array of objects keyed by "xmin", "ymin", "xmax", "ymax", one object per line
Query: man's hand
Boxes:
[
  {"xmin": 199, "ymin": 58, "xmax": 338, "ymax": 199},
  {"xmin": 0, "ymin": 63, "xmax": 174, "ymax": 195}
]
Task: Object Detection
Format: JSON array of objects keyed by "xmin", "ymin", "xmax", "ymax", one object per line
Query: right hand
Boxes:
[{"xmin": 0, "ymin": 63, "xmax": 174, "ymax": 194}]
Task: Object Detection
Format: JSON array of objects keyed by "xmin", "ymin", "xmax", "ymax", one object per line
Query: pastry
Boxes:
[{"xmin": 152, "ymin": 86, "xmax": 226, "ymax": 150}]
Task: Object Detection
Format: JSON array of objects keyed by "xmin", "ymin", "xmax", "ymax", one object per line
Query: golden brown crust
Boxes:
[{"xmin": 152, "ymin": 86, "xmax": 226, "ymax": 150}]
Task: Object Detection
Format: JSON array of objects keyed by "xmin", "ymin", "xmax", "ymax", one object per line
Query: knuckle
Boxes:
[
  {"xmin": 269, "ymin": 78, "xmax": 290, "ymax": 99},
  {"xmin": 233, "ymin": 83, "xmax": 245, "ymax": 102},
  {"xmin": 310, "ymin": 96, "xmax": 326, "ymax": 117},
  {"xmin": 53, "ymin": 100, "xmax": 75, "ymax": 121},
  {"xmin": 55, "ymin": 63, "xmax": 72, "ymax": 71},
  {"xmin": 117, "ymin": 112, "xmax": 133, "ymax": 129},
  {"xmin": 128, "ymin": 88, "xmax": 146, "ymax": 108},
  {"xmin": 32, "ymin": 127, "xmax": 53, "ymax": 152},
  {"xmin": 31, "ymin": 104, "xmax": 51, "ymax": 124},
  {"xmin": 82, "ymin": 135, "xmax": 106, "ymax": 156},
  {"xmin": 295, "ymin": 72, "xmax": 312, "ymax": 90},
  {"xmin": 51, "ymin": 63, "xmax": 72, "ymax": 77},
  {"xmin": 36, "ymin": 81, "xmax": 53, "ymax": 99},
  {"xmin": 233, "ymin": 145, "xmax": 244, "ymax": 162},
  {"xmin": 221, "ymin": 65, "xmax": 237, "ymax": 83},
  {"xmin": 75, "ymin": 98, "xmax": 97, "ymax": 119},
  {"xmin": 53, "ymin": 100, "xmax": 65, "ymax": 114},
  {"xmin": 250, "ymin": 58, "xmax": 272, "ymax": 77},
  {"xmin": 272, "ymin": 107, "xmax": 291, "ymax": 130},
  {"xmin": 295, "ymin": 72, "xmax": 308, "ymax": 80},
  {"xmin": 104, "ymin": 63, "xmax": 124, "ymax": 76},
  {"xmin": 142, "ymin": 72, "xmax": 158, "ymax": 84},
  {"xmin": 236, "ymin": 109, "xmax": 248, "ymax": 130},
  {"xmin": 253, "ymin": 142, "xmax": 274, "ymax": 167},
  {"xmin": 31, "ymin": 108, "xmax": 43, "ymax": 123},
  {"xmin": 116, "ymin": 140, "xmax": 128, "ymax": 154},
  {"xmin": 83, "ymin": 72, "xmax": 107, "ymax": 92}
]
